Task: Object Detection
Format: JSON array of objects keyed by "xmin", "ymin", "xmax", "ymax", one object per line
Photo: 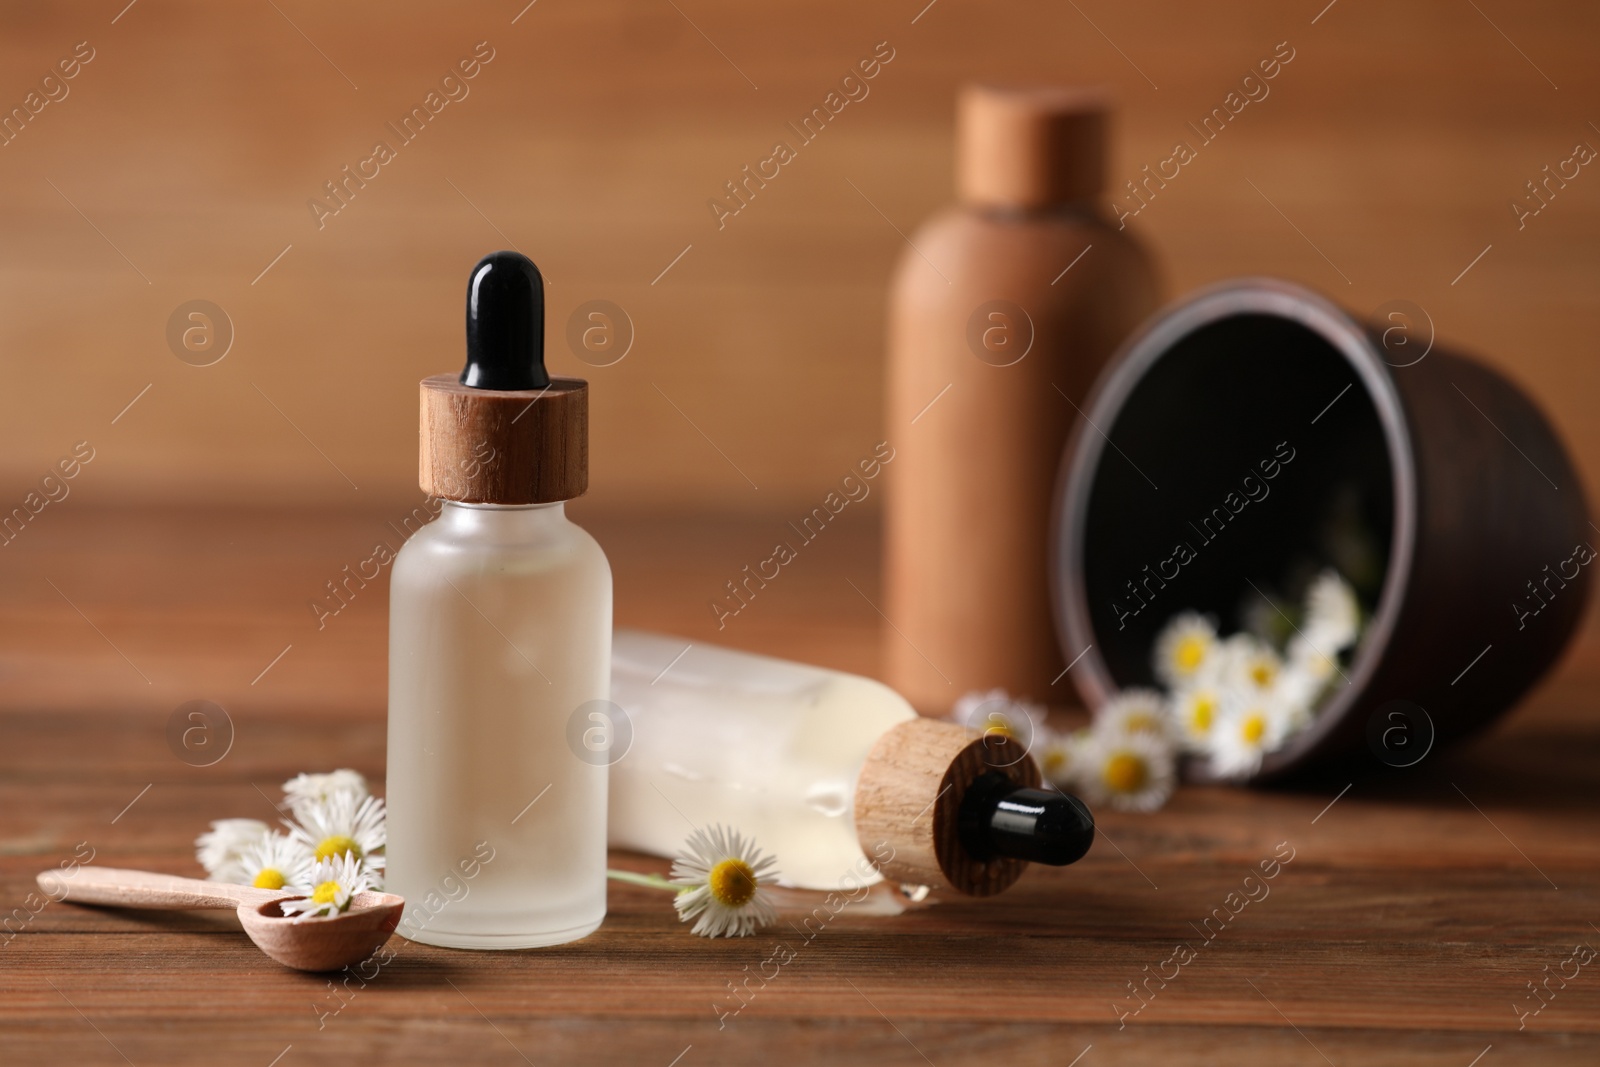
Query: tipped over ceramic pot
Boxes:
[{"xmin": 1053, "ymin": 278, "xmax": 1590, "ymax": 783}]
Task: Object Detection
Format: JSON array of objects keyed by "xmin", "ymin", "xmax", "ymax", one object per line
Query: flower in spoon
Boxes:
[{"xmin": 280, "ymin": 853, "xmax": 367, "ymax": 921}]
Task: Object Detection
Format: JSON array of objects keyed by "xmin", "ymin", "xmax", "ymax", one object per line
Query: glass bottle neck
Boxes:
[{"xmin": 438, "ymin": 499, "xmax": 567, "ymax": 540}]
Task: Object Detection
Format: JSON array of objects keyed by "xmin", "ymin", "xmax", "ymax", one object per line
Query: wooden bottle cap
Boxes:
[
  {"xmin": 853, "ymin": 717, "xmax": 1042, "ymax": 897},
  {"xmin": 957, "ymin": 84, "xmax": 1109, "ymax": 209},
  {"xmin": 418, "ymin": 374, "xmax": 588, "ymax": 504}
]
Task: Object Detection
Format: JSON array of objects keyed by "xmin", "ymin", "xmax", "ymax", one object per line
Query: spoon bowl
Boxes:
[
  {"xmin": 238, "ymin": 890, "xmax": 405, "ymax": 971},
  {"xmin": 41, "ymin": 865, "xmax": 405, "ymax": 972}
]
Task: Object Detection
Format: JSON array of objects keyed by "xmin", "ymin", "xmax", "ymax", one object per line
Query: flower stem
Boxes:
[{"xmin": 606, "ymin": 868, "xmax": 679, "ymax": 892}]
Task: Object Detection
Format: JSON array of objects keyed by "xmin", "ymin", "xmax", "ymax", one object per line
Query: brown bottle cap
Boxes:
[
  {"xmin": 419, "ymin": 376, "xmax": 587, "ymax": 504},
  {"xmin": 853, "ymin": 718, "xmax": 1042, "ymax": 897},
  {"xmin": 957, "ymin": 84, "xmax": 1109, "ymax": 208},
  {"xmin": 418, "ymin": 252, "xmax": 587, "ymax": 505}
]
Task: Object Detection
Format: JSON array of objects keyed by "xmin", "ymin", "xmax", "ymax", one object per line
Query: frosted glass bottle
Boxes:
[
  {"xmin": 608, "ymin": 631, "xmax": 916, "ymax": 891},
  {"xmin": 388, "ymin": 500, "xmax": 611, "ymax": 947},
  {"xmin": 387, "ymin": 249, "xmax": 608, "ymax": 949}
]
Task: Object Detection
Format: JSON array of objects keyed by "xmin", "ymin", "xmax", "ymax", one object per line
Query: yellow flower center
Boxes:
[
  {"xmin": 1124, "ymin": 712, "xmax": 1161, "ymax": 734},
  {"xmin": 1102, "ymin": 753, "xmax": 1148, "ymax": 794},
  {"xmin": 1249, "ymin": 660, "xmax": 1276, "ymax": 688},
  {"xmin": 310, "ymin": 880, "xmax": 344, "ymax": 907},
  {"xmin": 315, "ymin": 835, "xmax": 361, "ymax": 862},
  {"xmin": 1189, "ymin": 696, "xmax": 1216, "ymax": 732},
  {"xmin": 981, "ymin": 714, "xmax": 1018, "ymax": 741},
  {"xmin": 252, "ymin": 868, "xmax": 287, "ymax": 890},
  {"xmin": 707, "ymin": 858, "xmax": 757, "ymax": 908},
  {"xmin": 1241, "ymin": 713, "xmax": 1267, "ymax": 745},
  {"xmin": 1175, "ymin": 635, "xmax": 1207, "ymax": 673},
  {"xmin": 1043, "ymin": 749, "xmax": 1066, "ymax": 773}
]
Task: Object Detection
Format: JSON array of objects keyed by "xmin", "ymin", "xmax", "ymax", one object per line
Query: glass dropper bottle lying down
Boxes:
[{"xmin": 607, "ymin": 630, "xmax": 1095, "ymax": 897}]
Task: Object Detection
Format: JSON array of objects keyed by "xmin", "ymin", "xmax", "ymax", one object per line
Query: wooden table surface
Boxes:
[{"xmin": 1, "ymin": 503, "xmax": 1597, "ymax": 1066}]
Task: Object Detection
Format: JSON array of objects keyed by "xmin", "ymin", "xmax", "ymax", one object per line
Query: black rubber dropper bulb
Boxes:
[
  {"xmin": 957, "ymin": 771, "xmax": 1095, "ymax": 866},
  {"xmin": 461, "ymin": 250, "xmax": 551, "ymax": 391}
]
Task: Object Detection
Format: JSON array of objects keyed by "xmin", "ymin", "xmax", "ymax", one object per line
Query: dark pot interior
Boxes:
[{"xmin": 1081, "ymin": 312, "xmax": 1395, "ymax": 685}]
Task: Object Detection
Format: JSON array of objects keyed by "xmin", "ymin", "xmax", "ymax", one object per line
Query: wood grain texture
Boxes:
[
  {"xmin": 0, "ymin": 502, "xmax": 1597, "ymax": 1064},
  {"xmin": 418, "ymin": 374, "xmax": 587, "ymax": 503},
  {"xmin": 41, "ymin": 865, "xmax": 281, "ymax": 911},
  {"xmin": 0, "ymin": 1, "xmax": 1597, "ymax": 521},
  {"xmin": 853, "ymin": 717, "xmax": 1038, "ymax": 896}
]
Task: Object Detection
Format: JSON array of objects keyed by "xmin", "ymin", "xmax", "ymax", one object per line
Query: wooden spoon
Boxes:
[{"xmin": 39, "ymin": 865, "xmax": 404, "ymax": 972}]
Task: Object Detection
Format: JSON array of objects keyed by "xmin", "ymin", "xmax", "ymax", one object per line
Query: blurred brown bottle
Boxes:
[{"xmin": 884, "ymin": 85, "xmax": 1161, "ymax": 712}]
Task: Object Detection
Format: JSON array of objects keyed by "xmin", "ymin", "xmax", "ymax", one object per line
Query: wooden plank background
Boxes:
[{"xmin": 0, "ymin": 0, "xmax": 1596, "ymax": 515}]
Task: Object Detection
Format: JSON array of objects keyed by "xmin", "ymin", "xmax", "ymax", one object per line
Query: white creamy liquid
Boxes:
[{"xmin": 608, "ymin": 631, "xmax": 917, "ymax": 890}]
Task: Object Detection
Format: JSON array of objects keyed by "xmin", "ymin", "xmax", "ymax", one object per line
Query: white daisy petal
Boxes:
[
  {"xmin": 1303, "ymin": 569, "xmax": 1360, "ymax": 652},
  {"xmin": 1093, "ymin": 688, "xmax": 1173, "ymax": 743},
  {"xmin": 1277, "ymin": 629, "xmax": 1349, "ymax": 723},
  {"xmin": 669, "ymin": 825, "xmax": 779, "ymax": 938},
  {"xmin": 282, "ymin": 769, "xmax": 369, "ymax": 818},
  {"xmin": 1219, "ymin": 633, "xmax": 1283, "ymax": 696},
  {"xmin": 286, "ymin": 790, "xmax": 386, "ymax": 889},
  {"xmin": 235, "ymin": 832, "xmax": 313, "ymax": 892},
  {"xmin": 1034, "ymin": 726, "xmax": 1089, "ymax": 790},
  {"xmin": 1153, "ymin": 612, "xmax": 1218, "ymax": 689},
  {"xmin": 1286, "ymin": 632, "xmax": 1341, "ymax": 683},
  {"xmin": 1207, "ymin": 694, "xmax": 1292, "ymax": 780},
  {"xmin": 950, "ymin": 689, "xmax": 1045, "ymax": 757},
  {"xmin": 195, "ymin": 819, "xmax": 271, "ymax": 883},
  {"xmin": 1277, "ymin": 659, "xmax": 1324, "ymax": 711},
  {"xmin": 1169, "ymin": 684, "xmax": 1225, "ymax": 754},
  {"xmin": 1077, "ymin": 730, "xmax": 1175, "ymax": 813},
  {"xmin": 280, "ymin": 852, "xmax": 369, "ymax": 921}
]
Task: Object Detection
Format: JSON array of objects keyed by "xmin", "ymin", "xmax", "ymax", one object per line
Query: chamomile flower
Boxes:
[
  {"xmin": 1152, "ymin": 612, "xmax": 1219, "ymax": 689},
  {"xmin": 281, "ymin": 769, "xmax": 368, "ymax": 818},
  {"xmin": 1077, "ymin": 731, "xmax": 1175, "ymax": 813},
  {"xmin": 236, "ymin": 832, "xmax": 312, "ymax": 891},
  {"xmin": 280, "ymin": 852, "xmax": 369, "ymax": 921},
  {"xmin": 287, "ymin": 790, "xmax": 386, "ymax": 886},
  {"xmin": 1276, "ymin": 633, "xmax": 1344, "ymax": 715},
  {"xmin": 669, "ymin": 825, "xmax": 778, "ymax": 938},
  {"xmin": 1094, "ymin": 688, "xmax": 1172, "ymax": 742},
  {"xmin": 1207, "ymin": 696, "xmax": 1290, "ymax": 780},
  {"xmin": 1034, "ymin": 726, "xmax": 1089, "ymax": 790},
  {"xmin": 1274, "ymin": 691, "xmax": 1315, "ymax": 739},
  {"xmin": 951, "ymin": 688, "xmax": 1045, "ymax": 752},
  {"xmin": 1222, "ymin": 634, "xmax": 1283, "ymax": 696},
  {"xmin": 195, "ymin": 819, "xmax": 271, "ymax": 883},
  {"xmin": 1169, "ymin": 683, "xmax": 1225, "ymax": 753},
  {"xmin": 1303, "ymin": 569, "xmax": 1360, "ymax": 652}
]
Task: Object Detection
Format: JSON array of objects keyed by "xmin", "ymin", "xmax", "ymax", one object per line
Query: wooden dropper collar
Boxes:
[
  {"xmin": 420, "ymin": 377, "xmax": 587, "ymax": 504},
  {"xmin": 853, "ymin": 718, "xmax": 1093, "ymax": 897},
  {"xmin": 419, "ymin": 251, "xmax": 587, "ymax": 505}
]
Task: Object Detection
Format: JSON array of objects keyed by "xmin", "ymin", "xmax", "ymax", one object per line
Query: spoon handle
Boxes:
[{"xmin": 38, "ymin": 866, "xmax": 287, "ymax": 911}]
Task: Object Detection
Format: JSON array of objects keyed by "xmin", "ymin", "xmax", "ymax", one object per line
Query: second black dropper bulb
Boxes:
[
  {"xmin": 461, "ymin": 250, "xmax": 551, "ymax": 391},
  {"xmin": 957, "ymin": 772, "xmax": 1095, "ymax": 866}
]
